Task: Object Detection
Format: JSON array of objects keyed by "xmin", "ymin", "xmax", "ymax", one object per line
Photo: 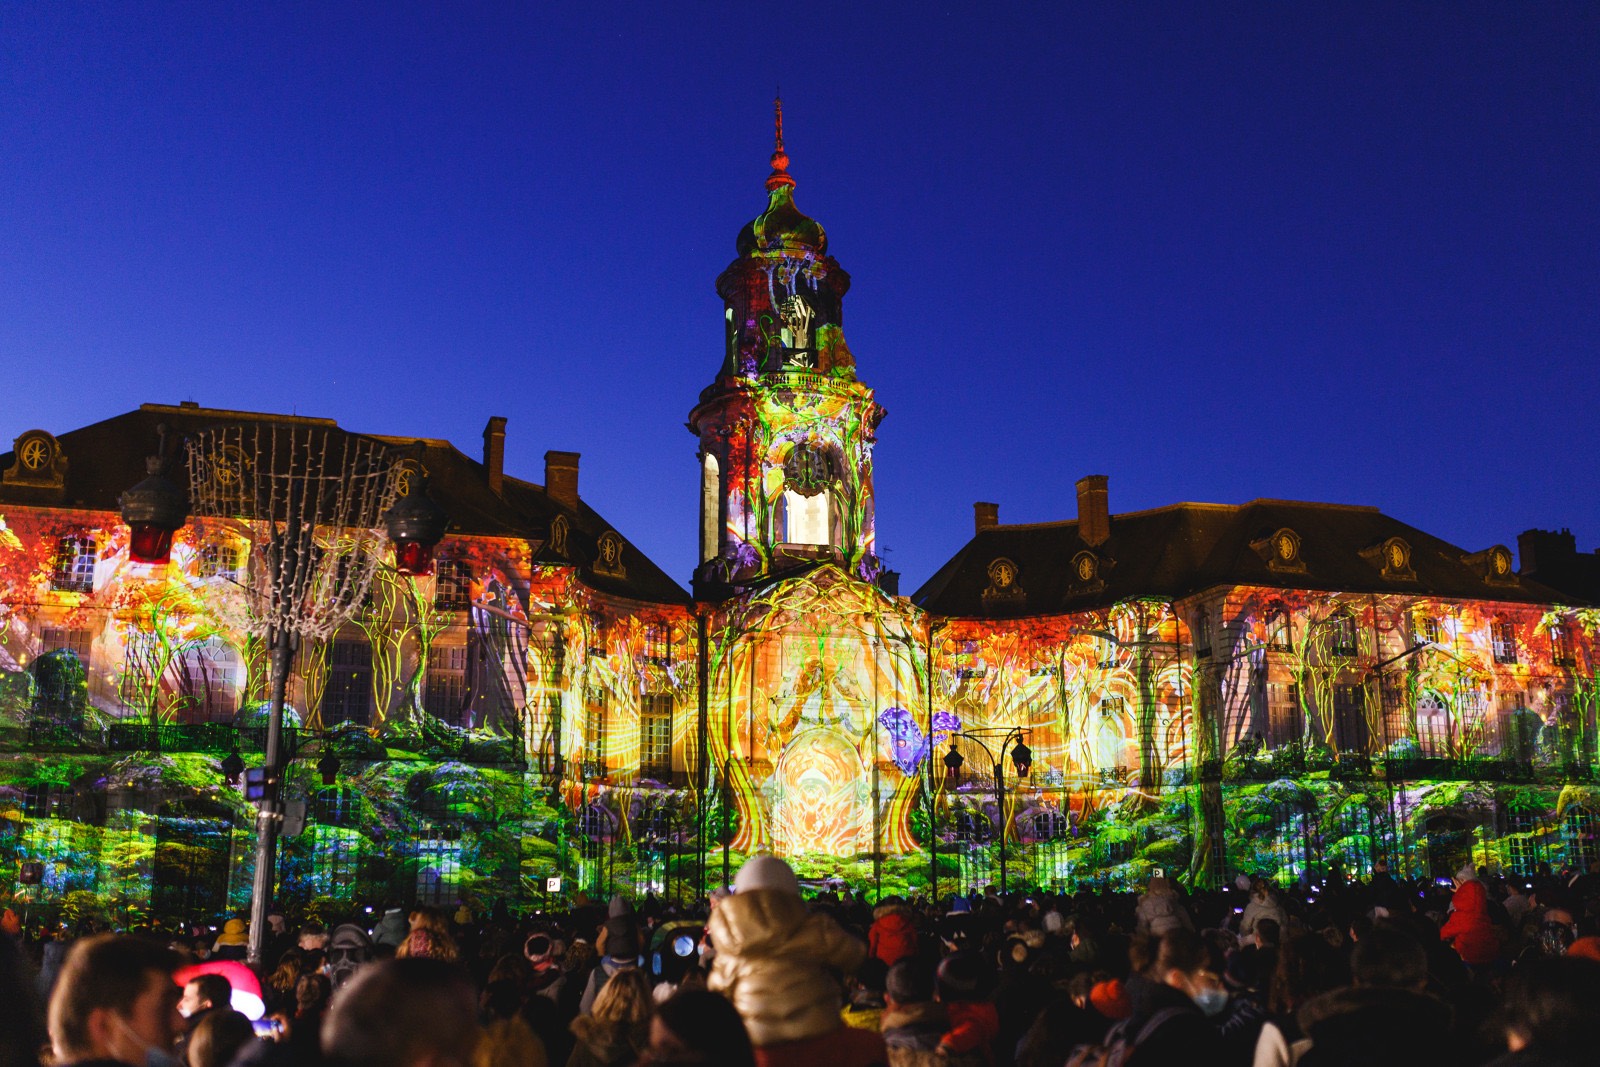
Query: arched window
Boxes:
[
  {"xmin": 779, "ymin": 488, "xmax": 833, "ymax": 546},
  {"xmin": 700, "ymin": 453, "xmax": 721, "ymax": 562},
  {"xmin": 1415, "ymin": 693, "xmax": 1450, "ymax": 756}
]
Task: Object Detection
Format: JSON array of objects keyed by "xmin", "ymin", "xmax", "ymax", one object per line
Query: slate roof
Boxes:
[
  {"xmin": 0, "ymin": 403, "xmax": 688, "ymax": 605},
  {"xmin": 912, "ymin": 498, "xmax": 1576, "ymax": 617}
]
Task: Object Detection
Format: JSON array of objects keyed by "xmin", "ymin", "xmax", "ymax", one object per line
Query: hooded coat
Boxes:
[
  {"xmin": 869, "ymin": 904, "xmax": 918, "ymax": 968},
  {"xmin": 708, "ymin": 887, "xmax": 869, "ymax": 1047},
  {"xmin": 1438, "ymin": 880, "xmax": 1499, "ymax": 966}
]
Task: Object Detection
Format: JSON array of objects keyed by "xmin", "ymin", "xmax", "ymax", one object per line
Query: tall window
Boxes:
[
  {"xmin": 433, "ymin": 558, "xmax": 472, "ymax": 612},
  {"xmin": 40, "ymin": 626, "xmax": 93, "ymax": 666},
  {"xmin": 643, "ymin": 624, "xmax": 671, "ymax": 665},
  {"xmin": 640, "ymin": 693, "xmax": 672, "ymax": 778},
  {"xmin": 1564, "ymin": 805, "xmax": 1597, "ymax": 869},
  {"xmin": 323, "ymin": 638, "xmax": 372, "ymax": 726},
  {"xmin": 424, "ymin": 645, "xmax": 468, "ymax": 725},
  {"xmin": 700, "ymin": 453, "xmax": 721, "ymax": 563},
  {"xmin": 1504, "ymin": 809, "xmax": 1551, "ymax": 878},
  {"xmin": 1192, "ymin": 608, "xmax": 1211, "ymax": 656},
  {"xmin": 413, "ymin": 833, "xmax": 461, "ymax": 906},
  {"xmin": 779, "ymin": 489, "xmax": 832, "ymax": 546},
  {"xmin": 1328, "ymin": 613, "xmax": 1357, "ymax": 658},
  {"xmin": 584, "ymin": 690, "xmax": 607, "ymax": 775},
  {"xmin": 310, "ymin": 824, "xmax": 361, "ymax": 902},
  {"xmin": 1415, "ymin": 693, "xmax": 1450, "ymax": 756},
  {"xmin": 1492, "ymin": 622, "xmax": 1518, "ymax": 665},
  {"xmin": 1333, "ymin": 684, "xmax": 1368, "ymax": 753},
  {"xmin": 1266, "ymin": 682, "xmax": 1301, "ymax": 746},
  {"xmin": 1417, "ymin": 615, "xmax": 1443, "ymax": 646},
  {"xmin": 1549, "ymin": 624, "xmax": 1576, "ymax": 667},
  {"xmin": 176, "ymin": 639, "xmax": 239, "ymax": 723},
  {"xmin": 1266, "ymin": 610, "xmax": 1293, "ymax": 652},
  {"xmin": 52, "ymin": 536, "xmax": 96, "ymax": 593},
  {"xmin": 196, "ymin": 542, "xmax": 243, "ymax": 581}
]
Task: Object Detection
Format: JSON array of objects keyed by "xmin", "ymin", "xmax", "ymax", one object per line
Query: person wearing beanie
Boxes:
[
  {"xmin": 934, "ymin": 952, "xmax": 999, "ymax": 1062},
  {"xmin": 372, "ymin": 907, "xmax": 409, "ymax": 949},
  {"xmin": 579, "ymin": 913, "xmax": 642, "ymax": 1015},
  {"xmin": 709, "ymin": 854, "xmax": 886, "ymax": 1067}
]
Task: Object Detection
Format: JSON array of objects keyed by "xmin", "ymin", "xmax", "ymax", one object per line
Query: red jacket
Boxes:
[
  {"xmin": 1439, "ymin": 879, "xmax": 1499, "ymax": 966},
  {"xmin": 939, "ymin": 1000, "xmax": 999, "ymax": 1062},
  {"xmin": 868, "ymin": 906, "xmax": 918, "ymax": 967}
]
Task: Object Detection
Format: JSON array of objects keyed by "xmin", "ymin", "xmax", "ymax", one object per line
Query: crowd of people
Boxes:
[{"xmin": 3, "ymin": 853, "xmax": 1598, "ymax": 1067}]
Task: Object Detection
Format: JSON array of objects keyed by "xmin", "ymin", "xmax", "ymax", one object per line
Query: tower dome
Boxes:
[{"xmin": 735, "ymin": 97, "xmax": 827, "ymax": 256}]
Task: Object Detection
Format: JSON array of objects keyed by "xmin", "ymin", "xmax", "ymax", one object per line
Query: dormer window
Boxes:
[{"xmin": 51, "ymin": 535, "xmax": 97, "ymax": 593}]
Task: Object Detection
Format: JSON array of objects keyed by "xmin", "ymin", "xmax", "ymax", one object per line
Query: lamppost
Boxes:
[
  {"xmin": 942, "ymin": 727, "xmax": 1032, "ymax": 896},
  {"xmin": 135, "ymin": 424, "xmax": 444, "ymax": 967}
]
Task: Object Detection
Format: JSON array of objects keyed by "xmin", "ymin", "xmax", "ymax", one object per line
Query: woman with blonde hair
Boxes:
[
  {"xmin": 396, "ymin": 906, "xmax": 460, "ymax": 961},
  {"xmin": 566, "ymin": 968, "xmax": 650, "ymax": 1067}
]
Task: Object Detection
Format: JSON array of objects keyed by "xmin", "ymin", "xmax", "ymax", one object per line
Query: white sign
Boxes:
[{"xmin": 546, "ymin": 877, "xmax": 562, "ymax": 893}]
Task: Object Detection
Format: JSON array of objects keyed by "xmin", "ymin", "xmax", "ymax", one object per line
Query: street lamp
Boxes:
[
  {"xmin": 119, "ymin": 426, "xmax": 189, "ymax": 565},
  {"xmin": 383, "ymin": 452, "xmax": 448, "ymax": 576},
  {"xmin": 943, "ymin": 727, "xmax": 1031, "ymax": 895}
]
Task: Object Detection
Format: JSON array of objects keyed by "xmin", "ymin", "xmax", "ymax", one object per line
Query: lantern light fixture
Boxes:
[
  {"xmin": 383, "ymin": 447, "xmax": 448, "ymax": 576},
  {"xmin": 120, "ymin": 426, "xmax": 189, "ymax": 565}
]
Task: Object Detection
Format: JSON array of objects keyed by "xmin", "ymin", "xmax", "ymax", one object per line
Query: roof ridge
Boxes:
[{"xmin": 138, "ymin": 402, "xmax": 339, "ymax": 427}]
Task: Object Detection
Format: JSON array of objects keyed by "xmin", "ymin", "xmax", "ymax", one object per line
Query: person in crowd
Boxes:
[
  {"xmin": 566, "ymin": 967, "xmax": 650, "ymax": 1067},
  {"xmin": 1134, "ymin": 876, "xmax": 1193, "ymax": 937},
  {"xmin": 286, "ymin": 971, "xmax": 332, "ymax": 1061},
  {"xmin": 1295, "ymin": 923, "xmax": 1455, "ymax": 1067},
  {"xmin": 372, "ymin": 907, "xmax": 409, "ymax": 951},
  {"xmin": 577, "ymin": 899, "xmax": 643, "ymax": 1015},
  {"xmin": 868, "ymin": 897, "xmax": 918, "ymax": 968},
  {"xmin": 321, "ymin": 958, "xmax": 479, "ymax": 1067},
  {"xmin": 523, "ymin": 933, "xmax": 566, "ymax": 1000},
  {"xmin": 209, "ymin": 920, "xmax": 247, "ymax": 962},
  {"xmin": 1239, "ymin": 880, "xmax": 1289, "ymax": 945},
  {"xmin": 326, "ymin": 923, "xmax": 376, "ymax": 990},
  {"xmin": 185, "ymin": 1010, "xmax": 253, "ymax": 1067},
  {"xmin": 1013, "ymin": 970, "xmax": 1113, "ymax": 1067},
  {"xmin": 174, "ymin": 973, "xmax": 230, "ymax": 1063},
  {"xmin": 879, "ymin": 960, "xmax": 949, "ymax": 1067},
  {"xmin": 1438, "ymin": 876, "xmax": 1500, "ymax": 967},
  {"xmin": 645, "ymin": 987, "xmax": 758, "ymax": 1067},
  {"xmin": 475, "ymin": 978, "xmax": 548, "ymax": 1067},
  {"xmin": 1488, "ymin": 956, "xmax": 1600, "ymax": 1067},
  {"xmin": 297, "ymin": 924, "xmax": 329, "ymax": 954},
  {"xmin": 47, "ymin": 935, "xmax": 183, "ymax": 1067},
  {"xmin": 932, "ymin": 952, "xmax": 997, "ymax": 1063},
  {"xmin": 1252, "ymin": 932, "xmax": 1347, "ymax": 1067},
  {"xmin": 397, "ymin": 907, "xmax": 461, "ymax": 962},
  {"xmin": 1119, "ymin": 929, "xmax": 1228, "ymax": 1067},
  {"xmin": 1, "ymin": 931, "xmax": 46, "ymax": 1067},
  {"xmin": 261, "ymin": 949, "xmax": 302, "ymax": 1016},
  {"xmin": 708, "ymin": 854, "xmax": 886, "ymax": 1067},
  {"xmin": 842, "ymin": 957, "xmax": 888, "ymax": 1031}
]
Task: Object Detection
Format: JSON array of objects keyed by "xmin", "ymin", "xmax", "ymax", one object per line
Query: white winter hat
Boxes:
[{"xmin": 734, "ymin": 854, "xmax": 801, "ymax": 896}]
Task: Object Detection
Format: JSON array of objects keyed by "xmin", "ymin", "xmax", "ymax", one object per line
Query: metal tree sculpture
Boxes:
[{"xmin": 186, "ymin": 423, "xmax": 399, "ymax": 966}]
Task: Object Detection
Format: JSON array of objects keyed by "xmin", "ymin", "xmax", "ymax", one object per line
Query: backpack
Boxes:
[{"xmin": 1063, "ymin": 1007, "xmax": 1188, "ymax": 1067}]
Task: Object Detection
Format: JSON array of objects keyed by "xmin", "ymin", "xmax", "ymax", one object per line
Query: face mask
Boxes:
[
  {"xmin": 115, "ymin": 1017, "xmax": 183, "ymax": 1067},
  {"xmin": 1191, "ymin": 986, "xmax": 1229, "ymax": 1017}
]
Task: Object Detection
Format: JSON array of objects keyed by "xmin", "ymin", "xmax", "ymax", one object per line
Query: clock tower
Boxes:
[{"xmin": 689, "ymin": 100, "xmax": 885, "ymax": 598}]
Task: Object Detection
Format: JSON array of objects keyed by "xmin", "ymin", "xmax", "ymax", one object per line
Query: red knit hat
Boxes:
[
  {"xmin": 1089, "ymin": 978, "xmax": 1132, "ymax": 1020},
  {"xmin": 1568, "ymin": 936, "xmax": 1600, "ymax": 962}
]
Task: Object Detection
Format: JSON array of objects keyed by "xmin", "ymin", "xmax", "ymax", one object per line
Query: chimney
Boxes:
[
  {"xmin": 1517, "ymin": 527, "xmax": 1575, "ymax": 576},
  {"xmin": 974, "ymin": 502, "xmax": 999, "ymax": 535},
  {"xmin": 545, "ymin": 450, "xmax": 580, "ymax": 511},
  {"xmin": 482, "ymin": 416, "xmax": 507, "ymax": 495},
  {"xmin": 1076, "ymin": 475, "xmax": 1109, "ymax": 547}
]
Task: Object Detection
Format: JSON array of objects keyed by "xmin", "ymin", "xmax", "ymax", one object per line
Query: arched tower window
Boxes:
[
  {"xmin": 700, "ymin": 453, "xmax": 721, "ymax": 562},
  {"xmin": 780, "ymin": 489, "xmax": 833, "ymax": 546}
]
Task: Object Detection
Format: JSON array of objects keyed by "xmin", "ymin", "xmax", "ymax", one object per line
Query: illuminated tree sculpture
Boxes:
[{"xmin": 184, "ymin": 422, "xmax": 402, "ymax": 965}]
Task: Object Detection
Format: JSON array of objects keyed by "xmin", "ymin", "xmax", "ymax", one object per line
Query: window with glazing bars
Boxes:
[
  {"xmin": 52, "ymin": 536, "xmax": 96, "ymax": 593},
  {"xmin": 1328, "ymin": 614, "xmax": 1357, "ymax": 657},
  {"xmin": 40, "ymin": 626, "xmax": 93, "ymax": 668},
  {"xmin": 1492, "ymin": 622, "xmax": 1518, "ymax": 665},
  {"xmin": 425, "ymin": 645, "xmax": 468, "ymax": 724},
  {"xmin": 197, "ymin": 542, "xmax": 243, "ymax": 581},
  {"xmin": 433, "ymin": 558, "xmax": 473, "ymax": 612},
  {"xmin": 640, "ymin": 693, "xmax": 672, "ymax": 778},
  {"xmin": 323, "ymin": 638, "xmax": 372, "ymax": 726}
]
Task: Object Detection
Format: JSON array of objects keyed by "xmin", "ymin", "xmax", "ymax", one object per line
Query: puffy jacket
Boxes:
[
  {"xmin": 1135, "ymin": 892, "xmax": 1193, "ymax": 937},
  {"xmin": 940, "ymin": 1000, "xmax": 1000, "ymax": 1062},
  {"xmin": 1439, "ymin": 880, "xmax": 1499, "ymax": 966},
  {"xmin": 869, "ymin": 905, "xmax": 919, "ymax": 967},
  {"xmin": 1239, "ymin": 895, "xmax": 1289, "ymax": 941},
  {"xmin": 709, "ymin": 888, "xmax": 868, "ymax": 1047}
]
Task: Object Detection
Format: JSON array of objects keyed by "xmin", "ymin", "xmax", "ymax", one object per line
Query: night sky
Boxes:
[{"xmin": 3, "ymin": 4, "xmax": 1597, "ymax": 591}]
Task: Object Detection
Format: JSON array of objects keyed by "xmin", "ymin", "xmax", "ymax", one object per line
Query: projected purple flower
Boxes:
[{"xmin": 878, "ymin": 707, "xmax": 961, "ymax": 775}]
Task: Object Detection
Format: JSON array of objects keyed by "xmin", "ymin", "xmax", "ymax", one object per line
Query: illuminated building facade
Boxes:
[{"xmin": 1, "ymin": 113, "xmax": 1597, "ymax": 921}]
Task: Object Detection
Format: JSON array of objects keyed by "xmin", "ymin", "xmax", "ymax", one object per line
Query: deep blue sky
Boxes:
[{"xmin": 3, "ymin": 4, "xmax": 1597, "ymax": 590}]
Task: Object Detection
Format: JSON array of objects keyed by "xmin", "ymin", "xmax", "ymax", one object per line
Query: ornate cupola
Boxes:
[{"xmin": 690, "ymin": 98, "xmax": 886, "ymax": 599}]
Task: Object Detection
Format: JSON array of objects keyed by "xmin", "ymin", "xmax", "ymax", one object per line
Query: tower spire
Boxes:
[{"xmin": 766, "ymin": 92, "xmax": 794, "ymax": 191}]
